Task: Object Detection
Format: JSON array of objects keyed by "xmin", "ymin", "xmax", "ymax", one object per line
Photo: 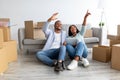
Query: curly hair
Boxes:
[{"xmin": 68, "ymin": 25, "xmax": 80, "ymax": 36}]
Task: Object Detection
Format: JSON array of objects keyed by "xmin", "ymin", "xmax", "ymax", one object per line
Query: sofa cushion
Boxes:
[
  {"xmin": 23, "ymin": 37, "xmax": 99, "ymax": 45},
  {"xmin": 84, "ymin": 29, "xmax": 93, "ymax": 38},
  {"xmin": 23, "ymin": 39, "xmax": 46, "ymax": 45},
  {"xmin": 84, "ymin": 37, "xmax": 99, "ymax": 43}
]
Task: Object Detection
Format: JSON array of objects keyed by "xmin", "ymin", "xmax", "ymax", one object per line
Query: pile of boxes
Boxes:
[
  {"xmin": 24, "ymin": 20, "xmax": 46, "ymax": 39},
  {"xmin": 92, "ymin": 25, "xmax": 120, "ymax": 70},
  {"xmin": 0, "ymin": 18, "xmax": 17, "ymax": 74}
]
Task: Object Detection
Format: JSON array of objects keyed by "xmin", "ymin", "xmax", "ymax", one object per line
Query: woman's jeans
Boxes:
[
  {"xmin": 66, "ymin": 42, "xmax": 88, "ymax": 59},
  {"xmin": 36, "ymin": 45, "xmax": 66, "ymax": 66}
]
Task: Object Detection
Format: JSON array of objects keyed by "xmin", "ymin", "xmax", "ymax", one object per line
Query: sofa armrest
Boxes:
[
  {"xmin": 18, "ymin": 28, "xmax": 25, "ymax": 50},
  {"xmin": 92, "ymin": 27, "xmax": 102, "ymax": 45}
]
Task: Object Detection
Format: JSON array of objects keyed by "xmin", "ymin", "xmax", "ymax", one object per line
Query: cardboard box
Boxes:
[
  {"xmin": 0, "ymin": 27, "xmax": 11, "ymax": 41},
  {"xmin": 36, "ymin": 21, "xmax": 45, "ymax": 29},
  {"xmin": 0, "ymin": 42, "xmax": 3, "ymax": 49},
  {"xmin": 117, "ymin": 25, "xmax": 120, "ymax": 36},
  {"xmin": 25, "ymin": 21, "xmax": 34, "ymax": 39},
  {"xmin": 92, "ymin": 45, "xmax": 111, "ymax": 62},
  {"xmin": 0, "ymin": 29, "xmax": 4, "ymax": 42},
  {"xmin": 3, "ymin": 40, "xmax": 18, "ymax": 63},
  {"xmin": 110, "ymin": 40, "xmax": 120, "ymax": 47},
  {"xmin": 34, "ymin": 29, "xmax": 46, "ymax": 39},
  {"xmin": 107, "ymin": 34, "xmax": 120, "ymax": 40},
  {"xmin": 0, "ymin": 18, "xmax": 10, "ymax": 27},
  {"xmin": 111, "ymin": 44, "xmax": 120, "ymax": 70},
  {"xmin": 0, "ymin": 47, "xmax": 8, "ymax": 73},
  {"xmin": 25, "ymin": 21, "xmax": 45, "ymax": 39}
]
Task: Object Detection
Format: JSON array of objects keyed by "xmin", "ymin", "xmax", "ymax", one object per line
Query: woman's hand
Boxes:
[
  {"xmin": 48, "ymin": 13, "xmax": 58, "ymax": 22},
  {"xmin": 84, "ymin": 10, "xmax": 91, "ymax": 19},
  {"xmin": 73, "ymin": 42, "xmax": 77, "ymax": 47},
  {"xmin": 82, "ymin": 10, "xmax": 91, "ymax": 26}
]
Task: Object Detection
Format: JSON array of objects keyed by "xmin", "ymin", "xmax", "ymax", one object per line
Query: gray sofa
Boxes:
[{"xmin": 18, "ymin": 24, "xmax": 103, "ymax": 54}]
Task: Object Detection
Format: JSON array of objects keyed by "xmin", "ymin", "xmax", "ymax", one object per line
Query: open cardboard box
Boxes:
[
  {"xmin": 110, "ymin": 40, "xmax": 120, "ymax": 47},
  {"xmin": 107, "ymin": 34, "xmax": 120, "ymax": 40}
]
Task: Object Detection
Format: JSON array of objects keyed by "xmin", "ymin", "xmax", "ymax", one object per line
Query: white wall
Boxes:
[
  {"xmin": 105, "ymin": 0, "xmax": 120, "ymax": 35},
  {"xmin": 0, "ymin": 0, "xmax": 119, "ymax": 41}
]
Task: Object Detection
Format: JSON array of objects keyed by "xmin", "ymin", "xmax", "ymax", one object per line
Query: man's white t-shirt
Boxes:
[{"xmin": 50, "ymin": 32, "xmax": 61, "ymax": 49}]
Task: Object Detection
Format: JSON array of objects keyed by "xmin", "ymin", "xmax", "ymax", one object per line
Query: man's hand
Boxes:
[{"xmin": 48, "ymin": 13, "xmax": 58, "ymax": 22}]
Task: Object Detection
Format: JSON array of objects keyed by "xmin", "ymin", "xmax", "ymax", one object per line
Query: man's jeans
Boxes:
[
  {"xmin": 66, "ymin": 42, "xmax": 88, "ymax": 59},
  {"xmin": 36, "ymin": 45, "xmax": 66, "ymax": 66}
]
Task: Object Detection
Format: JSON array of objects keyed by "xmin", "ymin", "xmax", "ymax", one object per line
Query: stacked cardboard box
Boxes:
[
  {"xmin": 107, "ymin": 35, "xmax": 120, "ymax": 40},
  {"xmin": 3, "ymin": 40, "xmax": 17, "ymax": 63},
  {"xmin": 24, "ymin": 21, "xmax": 34, "ymax": 39},
  {"xmin": 92, "ymin": 25, "xmax": 120, "ymax": 64},
  {"xmin": 0, "ymin": 18, "xmax": 10, "ymax": 27},
  {"xmin": 24, "ymin": 20, "xmax": 45, "ymax": 39},
  {"xmin": 0, "ymin": 21, "xmax": 18, "ymax": 73},
  {"xmin": 0, "ymin": 29, "xmax": 4, "ymax": 42},
  {"xmin": 109, "ymin": 40, "xmax": 120, "ymax": 47},
  {"xmin": 107, "ymin": 25, "xmax": 120, "ymax": 46},
  {"xmin": 111, "ymin": 44, "xmax": 120, "ymax": 70},
  {"xmin": 0, "ymin": 27, "xmax": 11, "ymax": 41},
  {"xmin": 0, "ymin": 46, "xmax": 8, "ymax": 73},
  {"xmin": 117, "ymin": 25, "xmax": 120, "ymax": 36},
  {"xmin": 92, "ymin": 25, "xmax": 120, "ymax": 71},
  {"xmin": 108, "ymin": 25, "xmax": 120, "ymax": 70}
]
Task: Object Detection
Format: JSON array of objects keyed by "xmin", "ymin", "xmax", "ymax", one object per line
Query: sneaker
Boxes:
[
  {"xmin": 81, "ymin": 58, "xmax": 89, "ymax": 67},
  {"xmin": 67, "ymin": 60, "xmax": 78, "ymax": 70}
]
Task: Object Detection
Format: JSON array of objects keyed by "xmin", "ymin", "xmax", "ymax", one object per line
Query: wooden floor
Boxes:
[{"xmin": 0, "ymin": 49, "xmax": 120, "ymax": 80}]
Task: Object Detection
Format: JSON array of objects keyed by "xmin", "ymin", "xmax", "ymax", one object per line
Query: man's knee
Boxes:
[
  {"xmin": 36, "ymin": 51, "xmax": 44, "ymax": 60},
  {"xmin": 66, "ymin": 44, "xmax": 72, "ymax": 49},
  {"xmin": 60, "ymin": 45, "xmax": 66, "ymax": 50}
]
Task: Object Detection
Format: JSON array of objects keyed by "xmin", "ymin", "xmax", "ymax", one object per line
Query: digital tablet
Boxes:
[{"xmin": 66, "ymin": 38, "xmax": 77, "ymax": 45}]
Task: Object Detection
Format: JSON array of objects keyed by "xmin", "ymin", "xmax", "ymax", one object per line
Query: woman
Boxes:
[{"xmin": 66, "ymin": 10, "xmax": 91, "ymax": 70}]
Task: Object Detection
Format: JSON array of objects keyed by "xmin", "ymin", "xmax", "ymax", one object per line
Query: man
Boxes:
[{"xmin": 36, "ymin": 13, "xmax": 66, "ymax": 71}]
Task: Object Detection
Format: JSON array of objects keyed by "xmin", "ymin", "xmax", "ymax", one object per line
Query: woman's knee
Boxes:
[
  {"xmin": 77, "ymin": 42, "xmax": 84, "ymax": 46},
  {"xmin": 82, "ymin": 50, "xmax": 88, "ymax": 58},
  {"xmin": 66, "ymin": 44, "xmax": 72, "ymax": 49}
]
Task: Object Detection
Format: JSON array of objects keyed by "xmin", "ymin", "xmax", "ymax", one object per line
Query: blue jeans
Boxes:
[
  {"xmin": 36, "ymin": 45, "xmax": 66, "ymax": 66},
  {"xmin": 66, "ymin": 42, "xmax": 88, "ymax": 59}
]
